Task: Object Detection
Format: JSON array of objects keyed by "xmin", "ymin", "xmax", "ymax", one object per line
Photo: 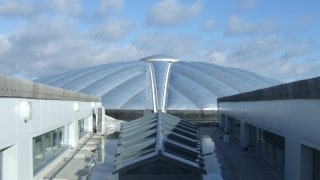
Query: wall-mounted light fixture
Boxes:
[
  {"xmin": 73, "ymin": 102, "xmax": 80, "ymax": 112},
  {"xmin": 19, "ymin": 101, "xmax": 33, "ymax": 122},
  {"xmin": 91, "ymin": 102, "xmax": 95, "ymax": 109}
]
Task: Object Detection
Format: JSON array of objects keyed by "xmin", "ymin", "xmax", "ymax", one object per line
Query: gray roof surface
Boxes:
[{"xmin": 36, "ymin": 55, "xmax": 280, "ymax": 110}]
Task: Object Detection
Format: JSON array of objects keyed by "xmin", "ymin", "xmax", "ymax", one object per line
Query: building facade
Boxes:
[
  {"xmin": 218, "ymin": 76, "xmax": 320, "ymax": 180},
  {"xmin": 0, "ymin": 75, "xmax": 103, "ymax": 179}
]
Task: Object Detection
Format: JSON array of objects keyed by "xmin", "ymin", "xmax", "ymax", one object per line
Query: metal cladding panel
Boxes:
[
  {"xmin": 113, "ymin": 112, "xmax": 205, "ymax": 175},
  {"xmin": 36, "ymin": 56, "xmax": 281, "ymax": 110}
]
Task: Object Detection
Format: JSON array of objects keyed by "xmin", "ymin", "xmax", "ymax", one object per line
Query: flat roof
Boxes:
[{"xmin": 0, "ymin": 74, "xmax": 100, "ymax": 102}]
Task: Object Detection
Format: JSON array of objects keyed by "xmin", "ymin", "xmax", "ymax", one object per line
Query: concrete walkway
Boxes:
[
  {"xmin": 90, "ymin": 134, "xmax": 118, "ymax": 180},
  {"xmin": 202, "ymin": 127, "xmax": 281, "ymax": 180},
  {"xmin": 37, "ymin": 134, "xmax": 105, "ymax": 180}
]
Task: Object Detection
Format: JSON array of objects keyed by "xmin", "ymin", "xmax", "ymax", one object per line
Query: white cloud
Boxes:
[
  {"xmin": 281, "ymin": 43, "xmax": 313, "ymax": 59},
  {"xmin": 0, "ymin": 16, "xmax": 140, "ymax": 79},
  {"xmin": 0, "ymin": 35, "xmax": 11, "ymax": 53},
  {"xmin": 0, "ymin": 1, "xmax": 33, "ymax": 17},
  {"xmin": 89, "ymin": 19, "xmax": 134, "ymax": 41},
  {"xmin": 98, "ymin": 0, "xmax": 123, "ymax": 14},
  {"xmin": 0, "ymin": 0, "xmax": 82, "ymax": 18},
  {"xmin": 38, "ymin": 0, "xmax": 82, "ymax": 17},
  {"xmin": 225, "ymin": 15, "xmax": 281, "ymax": 36},
  {"xmin": 207, "ymin": 51, "xmax": 226, "ymax": 65},
  {"xmin": 203, "ymin": 35, "xmax": 320, "ymax": 82},
  {"xmin": 268, "ymin": 60, "xmax": 320, "ymax": 82},
  {"xmin": 147, "ymin": 0, "xmax": 203, "ymax": 27},
  {"xmin": 0, "ymin": 16, "xmax": 86, "ymax": 79},
  {"xmin": 0, "ymin": 1, "xmax": 318, "ymax": 83},
  {"xmin": 236, "ymin": 0, "xmax": 259, "ymax": 12},
  {"xmin": 202, "ymin": 19, "xmax": 216, "ymax": 31},
  {"xmin": 133, "ymin": 33, "xmax": 199, "ymax": 58},
  {"xmin": 292, "ymin": 14, "xmax": 315, "ymax": 31},
  {"xmin": 89, "ymin": 44, "xmax": 144, "ymax": 63}
]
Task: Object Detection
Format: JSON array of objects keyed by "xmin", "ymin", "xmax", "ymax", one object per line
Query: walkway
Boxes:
[
  {"xmin": 90, "ymin": 134, "xmax": 118, "ymax": 180},
  {"xmin": 202, "ymin": 127, "xmax": 281, "ymax": 180},
  {"xmin": 89, "ymin": 127, "xmax": 279, "ymax": 180},
  {"xmin": 37, "ymin": 134, "xmax": 104, "ymax": 180},
  {"xmin": 40, "ymin": 127, "xmax": 280, "ymax": 180}
]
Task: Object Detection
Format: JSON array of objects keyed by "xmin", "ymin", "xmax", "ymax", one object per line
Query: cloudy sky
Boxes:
[{"xmin": 0, "ymin": 0, "xmax": 319, "ymax": 82}]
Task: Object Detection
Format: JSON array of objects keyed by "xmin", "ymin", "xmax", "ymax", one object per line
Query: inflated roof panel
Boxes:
[{"xmin": 36, "ymin": 55, "xmax": 281, "ymax": 110}]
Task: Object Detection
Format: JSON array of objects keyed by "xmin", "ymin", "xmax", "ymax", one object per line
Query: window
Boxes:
[
  {"xmin": 43, "ymin": 133, "xmax": 51, "ymax": 157},
  {"xmin": 249, "ymin": 125, "xmax": 256, "ymax": 147},
  {"xmin": 97, "ymin": 108, "xmax": 102, "ymax": 132},
  {"xmin": 314, "ymin": 149, "xmax": 320, "ymax": 180},
  {"xmin": 254, "ymin": 127, "xmax": 285, "ymax": 171},
  {"xmin": 301, "ymin": 145, "xmax": 320, "ymax": 180},
  {"xmin": 229, "ymin": 117, "xmax": 240, "ymax": 139},
  {"xmin": 33, "ymin": 127, "xmax": 65, "ymax": 175},
  {"xmin": 33, "ymin": 136, "xmax": 43, "ymax": 172},
  {"xmin": 0, "ymin": 149, "xmax": 2, "ymax": 179},
  {"xmin": 78, "ymin": 118, "xmax": 85, "ymax": 139}
]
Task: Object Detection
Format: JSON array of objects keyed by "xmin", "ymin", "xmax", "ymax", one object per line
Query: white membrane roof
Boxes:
[{"xmin": 36, "ymin": 55, "xmax": 281, "ymax": 110}]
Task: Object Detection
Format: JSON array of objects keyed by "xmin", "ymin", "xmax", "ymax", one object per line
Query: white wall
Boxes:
[
  {"xmin": 219, "ymin": 99, "xmax": 320, "ymax": 180},
  {"xmin": 0, "ymin": 97, "xmax": 100, "ymax": 180}
]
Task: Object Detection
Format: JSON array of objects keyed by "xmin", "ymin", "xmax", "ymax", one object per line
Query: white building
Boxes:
[
  {"xmin": 218, "ymin": 76, "xmax": 320, "ymax": 180},
  {"xmin": 0, "ymin": 75, "xmax": 104, "ymax": 179}
]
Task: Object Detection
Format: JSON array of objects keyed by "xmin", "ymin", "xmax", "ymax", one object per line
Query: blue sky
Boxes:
[{"xmin": 0, "ymin": 0, "xmax": 319, "ymax": 82}]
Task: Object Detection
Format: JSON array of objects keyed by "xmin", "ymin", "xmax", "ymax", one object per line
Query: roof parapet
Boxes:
[{"xmin": 0, "ymin": 74, "xmax": 100, "ymax": 102}]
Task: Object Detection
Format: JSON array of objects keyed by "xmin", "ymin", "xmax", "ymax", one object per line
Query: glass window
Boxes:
[
  {"xmin": 0, "ymin": 149, "xmax": 2, "ymax": 177},
  {"xmin": 52, "ymin": 131, "xmax": 58, "ymax": 151},
  {"xmin": 314, "ymin": 149, "xmax": 320, "ymax": 180},
  {"xmin": 43, "ymin": 133, "xmax": 52, "ymax": 157},
  {"xmin": 266, "ymin": 142, "xmax": 274, "ymax": 160},
  {"xmin": 98, "ymin": 108, "xmax": 102, "ymax": 132},
  {"xmin": 78, "ymin": 118, "xmax": 85, "ymax": 139},
  {"xmin": 229, "ymin": 118, "xmax": 240, "ymax": 139},
  {"xmin": 33, "ymin": 136, "xmax": 43, "ymax": 173},
  {"xmin": 249, "ymin": 125, "xmax": 256, "ymax": 147},
  {"xmin": 59, "ymin": 128, "xmax": 63, "ymax": 147},
  {"xmin": 255, "ymin": 128, "xmax": 261, "ymax": 150},
  {"xmin": 252, "ymin": 127, "xmax": 285, "ymax": 172},
  {"xmin": 33, "ymin": 127, "xmax": 66, "ymax": 175},
  {"xmin": 275, "ymin": 146, "xmax": 284, "ymax": 169}
]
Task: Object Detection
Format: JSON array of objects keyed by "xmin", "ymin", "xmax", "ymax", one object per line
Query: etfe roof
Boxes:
[
  {"xmin": 113, "ymin": 112, "xmax": 206, "ymax": 174},
  {"xmin": 37, "ymin": 55, "xmax": 280, "ymax": 110}
]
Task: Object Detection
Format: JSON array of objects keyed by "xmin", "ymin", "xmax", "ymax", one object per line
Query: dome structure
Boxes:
[{"xmin": 36, "ymin": 55, "xmax": 281, "ymax": 111}]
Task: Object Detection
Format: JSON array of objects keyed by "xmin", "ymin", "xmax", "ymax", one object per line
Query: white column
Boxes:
[
  {"xmin": 224, "ymin": 116, "xmax": 230, "ymax": 133},
  {"xmin": 68, "ymin": 121, "xmax": 76, "ymax": 147},
  {"xmin": 284, "ymin": 137, "xmax": 301, "ymax": 180},
  {"xmin": 240, "ymin": 121, "xmax": 250, "ymax": 149},
  {"xmin": 300, "ymin": 145, "xmax": 313, "ymax": 180},
  {"xmin": 219, "ymin": 114, "xmax": 225, "ymax": 129},
  {"xmin": 16, "ymin": 109, "xmax": 33, "ymax": 179},
  {"xmin": 2, "ymin": 145, "xmax": 18, "ymax": 180}
]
